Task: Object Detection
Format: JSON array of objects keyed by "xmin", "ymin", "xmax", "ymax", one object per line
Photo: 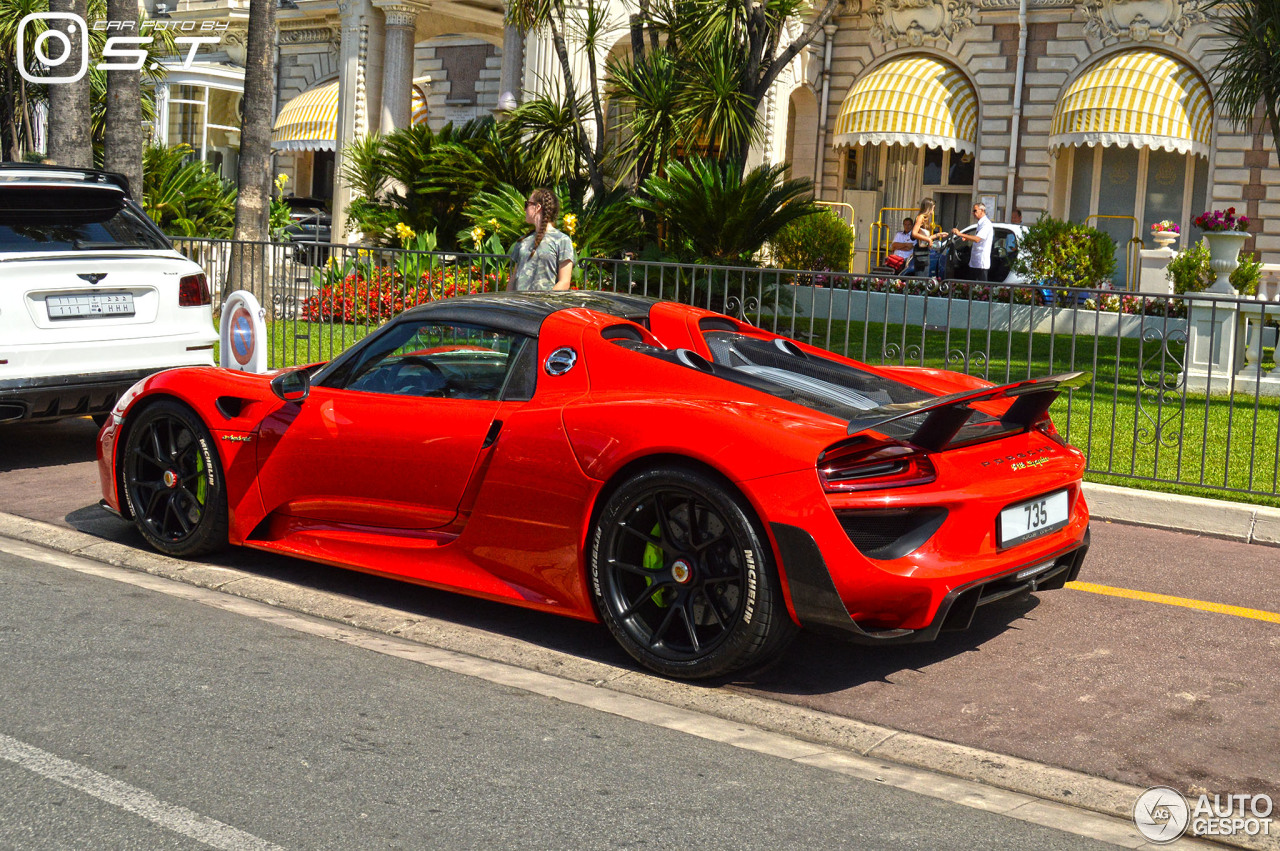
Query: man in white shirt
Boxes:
[
  {"xmin": 890, "ymin": 217, "xmax": 914, "ymax": 260},
  {"xmin": 952, "ymin": 202, "xmax": 994, "ymax": 282}
]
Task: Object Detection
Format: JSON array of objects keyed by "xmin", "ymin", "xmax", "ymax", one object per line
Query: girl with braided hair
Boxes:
[{"xmin": 508, "ymin": 187, "xmax": 575, "ymax": 291}]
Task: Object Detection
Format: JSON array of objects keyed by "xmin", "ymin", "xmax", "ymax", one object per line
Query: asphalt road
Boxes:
[
  {"xmin": 2, "ymin": 416, "xmax": 1277, "ymax": 809},
  {"xmin": 0, "ymin": 545, "xmax": 1121, "ymax": 851}
]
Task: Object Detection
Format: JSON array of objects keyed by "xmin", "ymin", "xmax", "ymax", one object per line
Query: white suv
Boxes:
[{"xmin": 0, "ymin": 164, "xmax": 217, "ymax": 425}]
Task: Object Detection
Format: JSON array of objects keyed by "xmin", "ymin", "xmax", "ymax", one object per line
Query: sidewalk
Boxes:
[{"xmin": 1083, "ymin": 483, "xmax": 1280, "ymax": 546}]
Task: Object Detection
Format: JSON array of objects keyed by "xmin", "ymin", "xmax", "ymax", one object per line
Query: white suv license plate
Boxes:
[
  {"xmin": 999, "ymin": 490, "xmax": 1069, "ymax": 548},
  {"xmin": 47, "ymin": 293, "xmax": 135, "ymax": 319}
]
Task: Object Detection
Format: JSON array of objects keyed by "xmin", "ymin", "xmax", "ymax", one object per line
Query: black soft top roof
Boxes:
[{"xmin": 403, "ymin": 291, "xmax": 659, "ymax": 337}]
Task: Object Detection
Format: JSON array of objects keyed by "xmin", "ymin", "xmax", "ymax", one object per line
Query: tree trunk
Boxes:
[
  {"xmin": 45, "ymin": 0, "xmax": 93, "ymax": 168},
  {"xmin": 549, "ymin": 15, "xmax": 605, "ymax": 198},
  {"xmin": 227, "ymin": 0, "xmax": 277, "ymax": 301},
  {"xmin": 103, "ymin": 0, "xmax": 144, "ymax": 198}
]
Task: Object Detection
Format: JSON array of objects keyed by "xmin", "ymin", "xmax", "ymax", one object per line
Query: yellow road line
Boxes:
[{"xmin": 1066, "ymin": 581, "xmax": 1280, "ymax": 624}]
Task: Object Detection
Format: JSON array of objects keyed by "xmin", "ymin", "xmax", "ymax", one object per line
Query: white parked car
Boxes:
[{"xmin": 0, "ymin": 164, "xmax": 217, "ymax": 425}]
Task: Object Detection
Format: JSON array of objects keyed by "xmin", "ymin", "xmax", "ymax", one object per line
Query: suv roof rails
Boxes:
[{"xmin": 0, "ymin": 163, "xmax": 133, "ymax": 199}]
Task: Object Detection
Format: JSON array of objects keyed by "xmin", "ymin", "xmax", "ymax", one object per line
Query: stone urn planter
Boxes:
[
  {"xmin": 1203, "ymin": 231, "xmax": 1249, "ymax": 294},
  {"xmin": 1150, "ymin": 230, "xmax": 1179, "ymax": 250}
]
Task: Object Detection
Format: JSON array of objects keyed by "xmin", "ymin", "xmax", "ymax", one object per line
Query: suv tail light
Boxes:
[
  {"xmin": 179, "ymin": 272, "xmax": 210, "ymax": 307},
  {"xmin": 818, "ymin": 436, "xmax": 937, "ymax": 492}
]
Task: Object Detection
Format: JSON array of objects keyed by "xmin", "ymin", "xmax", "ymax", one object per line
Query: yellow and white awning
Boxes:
[
  {"xmin": 272, "ymin": 79, "xmax": 339, "ymax": 152},
  {"xmin": 1049, "ymin": 51, "xmax": 1212, "ymax": 158},
  {"xmin": 833, "ymin": 56, "xmax": 978, "ymax": 154},
  {"xmin": 411, "ymin": 84, "xmax": 429, "ymax": 126}
]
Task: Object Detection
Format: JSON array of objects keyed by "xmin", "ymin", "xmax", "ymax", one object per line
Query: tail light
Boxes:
[
  {"xmin": 818, "ymin": 436, "xmax": 936, "ymax": 492},
  {"xmin": 179, "ymin": 272, "xmax": 210, "ymax": 307}
]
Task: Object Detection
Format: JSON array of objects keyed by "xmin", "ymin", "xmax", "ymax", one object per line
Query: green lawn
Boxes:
[
  {"xmin": 752, "ymin": 313, "xmax": 1280, "ymax": 508},
  {"xmin": 250, "ymin": 310, "xmax": 1280, "ymax": 508}
]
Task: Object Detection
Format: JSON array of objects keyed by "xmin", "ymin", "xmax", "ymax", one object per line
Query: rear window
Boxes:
[{"xmin": 0, "ymin": 199, "xmax": 168, "ymax": 252}]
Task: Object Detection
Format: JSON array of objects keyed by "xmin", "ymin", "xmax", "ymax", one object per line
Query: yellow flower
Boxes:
[
  {"xmin": 394, "ymin": 222, "xmax": 415, "ymax": 242},
  {"xmin": 488, "ymin": 218, "xmax": 499, "ymax": 230},
  {"xmin": 562, "ymin": 213, "xmax": 578, "ymax": 236},
  {"xmin": 357, "ymin": 249, "xmax": 370, "ymax": 259},
  {"xmin": 471, "ymin": 226, "xmax": 485, "ymax": 250}
]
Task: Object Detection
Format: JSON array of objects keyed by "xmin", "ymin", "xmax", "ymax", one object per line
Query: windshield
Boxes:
[{"xmin": 0, "ymin": 202, "xmax": 169, "ymax": 252}]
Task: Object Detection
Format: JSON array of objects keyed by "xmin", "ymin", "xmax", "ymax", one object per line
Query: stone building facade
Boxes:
[{"xmin": 783, "ymin": 0, "xmax": 1280, "ymax": 277}]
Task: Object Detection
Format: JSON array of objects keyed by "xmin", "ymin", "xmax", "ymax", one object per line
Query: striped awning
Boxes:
[
  {"xmin": 272, "ymin": 79, "xmax": 339, "ymax": 152},
  {"xmin": 411, "ymin": 84, "xmax": 428, "ymax": 126},
  {"xmin": 1049, "ymin": 51, "xmax": 1212, "ymax": 158},
  {"xmin": 833, "ymin": 56, "xmax": 978, "ymax": 154}
]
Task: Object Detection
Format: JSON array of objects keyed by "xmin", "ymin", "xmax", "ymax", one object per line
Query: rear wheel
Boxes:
[
  {"xmin": 589, "ymin": 467, "xmax": 796, "ymax": 679},
  {"xmin": 122, "ymin": 400, "xmax": 228, "ymax": 558}
]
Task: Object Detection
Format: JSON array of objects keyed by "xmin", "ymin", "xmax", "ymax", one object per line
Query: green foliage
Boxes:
[
  {"xmin": 1166, "ymin": 240, "xmax": 1262, "ymax": 295},
  {"xmin": 141, "ymin": 144, "xmax": 236, "ymax": 237},
  {"xmin": 507, "ymin": 95, "xmax": 586, "ymax": 189},
  {"xmin": 341, "ymin": 118, "xmax": 543, "ymax": 249},
  {"xmin": 768, "ymin": 209, "xmax": 853, "ymax": 271},
  {"xmin": 1207, "ymin": 0, "xmax": 1280, "ymax": 158},
  {"xmin": 462, "ymin": 183, "xmax": 640, "ymax": 262},
  {"xmin": 1010, "ymin": 215, "xmax": 1116, "ymax": 288},
  {"xmin": 634, "ymin": 158, "xmax": 818, "ymax": 262}
]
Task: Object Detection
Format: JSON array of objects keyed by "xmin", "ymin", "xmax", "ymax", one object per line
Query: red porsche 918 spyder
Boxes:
[{"xmin": 98, "ymin": 291, "xmax": 1090, "ymax": 679}]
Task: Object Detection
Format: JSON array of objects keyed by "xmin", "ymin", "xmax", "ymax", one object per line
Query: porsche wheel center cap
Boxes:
[
  {"xmin": 163, "ymin": 470, "xmax": 179, "ymax": 489},
  {"xmin": 671, "ymin": 559, "xmax": 692, "ymax": 584}
]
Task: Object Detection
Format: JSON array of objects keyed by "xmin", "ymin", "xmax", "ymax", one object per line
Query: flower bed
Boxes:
[{"xmin": 304, "ymin": 265, "xmax": 501, "ymax": 324}]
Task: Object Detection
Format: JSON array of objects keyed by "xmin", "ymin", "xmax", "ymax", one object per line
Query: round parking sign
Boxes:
[{"xmin": 219, "ymin": 291, "xmax": 267, "ymax": 373}]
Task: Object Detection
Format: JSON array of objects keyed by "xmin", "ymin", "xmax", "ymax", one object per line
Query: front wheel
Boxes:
[
  {"xmin": 589, "ymin": 467, "xmax": 796, "ymax": 679},
  {"xmin": 122, "ymin": 400, "xmax": 228, "ymax": 558}
]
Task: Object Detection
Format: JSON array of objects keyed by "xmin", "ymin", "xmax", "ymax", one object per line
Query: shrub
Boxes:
[
  {"xmin": 141, "ymin": 144, "xmax": 237, "ymax": 237},
  {"xmin": 634, "ymin": 158, "xmax": 818, "ymax": 263},
  {"xmin": 769, "ymin": 209, "xmax": 853, "ymax": 272},
  {"xmin": 1166, "ymin": 241, "xmax": 1261, "ymax": 295},
  {"xmin": 1010, "ymin": 215, "xmax": 1116, "ymax": 288}
]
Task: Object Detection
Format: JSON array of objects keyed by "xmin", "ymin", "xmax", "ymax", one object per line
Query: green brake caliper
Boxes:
[{"xmin": 642, "ymin": 523, "xmax": 673, "ymax": 607}]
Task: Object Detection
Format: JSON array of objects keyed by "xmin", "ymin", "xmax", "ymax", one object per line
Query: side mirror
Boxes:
[{"xmin": 270, "ymin": 368, "xmax": 311, "ymax": 403}]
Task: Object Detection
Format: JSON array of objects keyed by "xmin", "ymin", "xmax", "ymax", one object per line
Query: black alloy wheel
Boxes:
[
  {"xmin": 122, "ymin": 400, "xmax": 228, "ymax": 558},
  {"xmin": 590, "ymin": 467, "xmax": 795, "ymax": 679}
]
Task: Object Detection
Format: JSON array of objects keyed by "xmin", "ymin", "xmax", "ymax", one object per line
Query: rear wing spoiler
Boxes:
[{"xmin": 846, "ymin": 372, "xmax": 1091, "ymax": 451}]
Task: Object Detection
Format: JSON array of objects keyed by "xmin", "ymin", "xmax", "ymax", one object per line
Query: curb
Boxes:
[
  {"xmin": 0, "ymin": 510, "xmax": 1263, "ymax": 850},
  {"xmin": 1083, "ymin": 483, "xmax": 1280, "ymax": 546}
]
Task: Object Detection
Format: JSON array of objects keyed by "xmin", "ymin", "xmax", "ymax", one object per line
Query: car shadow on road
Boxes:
[
  {"xmin": 62, "ymin": 502, "xmax": 1046, "ymax": 695},
  {"xmin": 728, "ymin": 596, "xmax": 1041, "ymax": 695},
  {"xmin": 0, "ymin": 417, "xmax": 100, "ymax": 472}
]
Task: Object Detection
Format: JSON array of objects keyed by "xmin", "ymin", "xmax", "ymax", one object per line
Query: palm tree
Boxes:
[
  {"xmin": 0, "ymin": 0, "xmax": 45, "ymax": 160},
  {"xmin": 227, "ymin": 0, "xmax": 276, "ymax": 299},
  {"xmin": 1209, "ymin": 0, "xmax": 1280, "ymax": 156},
  {"xmin": 45, "ymin": 0, "xmax": 92, "ymax": 167},
  {"xmin": 505, "ymin": 0, "xmax": 610, "ymax": 197},
  {"xmin": 102, "ymin": 0, "xmax": 142, "ymax": 194}
]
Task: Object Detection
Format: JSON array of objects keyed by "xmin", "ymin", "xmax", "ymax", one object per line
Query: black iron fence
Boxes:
[{"xmin": 172, "ymin": 237, "xmax": 1280, "ymax": 505}]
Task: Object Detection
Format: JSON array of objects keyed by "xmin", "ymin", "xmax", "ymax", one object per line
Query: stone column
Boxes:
[
  {"xmin": 496, "ymin": 24, "xmax": 524, "ymax": 114},
  {"xmin": 376, "ymin": 3, "xmax": 419, "ymax": 132},
  {"xmin": 153, "ymin": 82, "xmax": 169, "ymax": 145},
  {"xmin": 333, "ymin": 0, "xmax": 372, "ymax": 242}
]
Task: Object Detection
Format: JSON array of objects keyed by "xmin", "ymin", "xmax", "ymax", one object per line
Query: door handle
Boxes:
[{"xmin": 482, "ymin": 419, "xmax": 503, "ymax": 449}]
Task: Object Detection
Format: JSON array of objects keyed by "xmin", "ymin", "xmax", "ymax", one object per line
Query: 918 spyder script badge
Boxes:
[{"xmin": 220, "ymin": 435, "xmax": 253, "ymax": 443}]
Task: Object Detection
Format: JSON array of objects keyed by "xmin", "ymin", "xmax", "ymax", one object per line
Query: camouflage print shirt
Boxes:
[{"xmin": 509, "ymin": 226, "xmax": 575, "ymax": 291}]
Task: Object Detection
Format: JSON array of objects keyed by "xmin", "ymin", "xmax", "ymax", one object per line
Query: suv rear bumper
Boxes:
[{"xmin": 0, "ymin": 368, "xmax": 183, "ymax": 423}]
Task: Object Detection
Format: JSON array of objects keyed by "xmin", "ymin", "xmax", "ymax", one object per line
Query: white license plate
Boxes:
[
  {"xmin": 47, "ymin": 293, "xmax": 135, "ymax": 319},
  {"xmin": 999, "ymin": 490, "xmax": 1069, "ymax": 548}
]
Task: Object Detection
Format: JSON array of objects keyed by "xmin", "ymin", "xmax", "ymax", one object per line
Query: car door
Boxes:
[{"xmin": 256, "ymin": 318, "xmax": 534, "ymax": 530}]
